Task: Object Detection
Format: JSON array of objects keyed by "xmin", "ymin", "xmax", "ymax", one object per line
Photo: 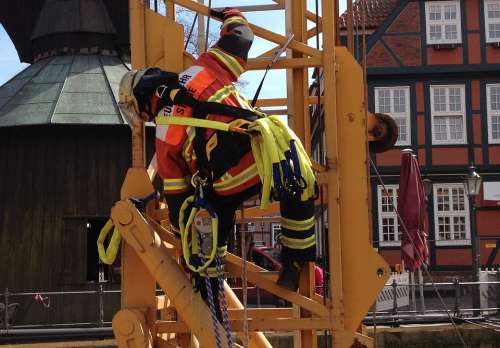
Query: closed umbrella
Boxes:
[{"xmin": 398, "ymin": 149, "xmax": 429, "ymax": 271}]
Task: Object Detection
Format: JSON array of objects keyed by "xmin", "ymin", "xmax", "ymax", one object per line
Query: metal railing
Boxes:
[
  {"xmin": 365, "ymin": 274, "xmax": 500, "ymax": 326},
  {"xmin": 1, "ymin": 284, "xmax": 122, "ymax": 331},
  {"xmin": 3, "ymin": 277, "xmax": 500, "ymax": 332}
]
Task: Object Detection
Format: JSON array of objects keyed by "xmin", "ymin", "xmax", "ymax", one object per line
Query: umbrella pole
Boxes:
[
  {"xmin": 418, "ymin": 267, "xmax": 426, "ymax": 313},
  {"xmin": 410, "ymin": 271, "xmax": 416, "ymax": 316}
]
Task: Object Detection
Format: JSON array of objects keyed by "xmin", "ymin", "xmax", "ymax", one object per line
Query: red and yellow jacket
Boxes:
[{"xmin": 156, "ymin": 14, "xmax": 259, "ymax": 197}]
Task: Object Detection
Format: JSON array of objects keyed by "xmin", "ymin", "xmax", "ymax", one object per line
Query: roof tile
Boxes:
[
  {"xmin": 340, "ymin": 0, "xmax": 399, "ymax": 30},
  {"xmin": 0, "ymin": 54, "xmax": 129, "ymax": 127}
]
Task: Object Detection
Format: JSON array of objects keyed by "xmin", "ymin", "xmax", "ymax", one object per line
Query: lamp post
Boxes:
[
  {"xmin": 423, "ymin": 178, "xmax": 433, "ymax": 198},
  {"xmin": 462, "ymin": 164, "xmax": 482, "ymax": 316}
]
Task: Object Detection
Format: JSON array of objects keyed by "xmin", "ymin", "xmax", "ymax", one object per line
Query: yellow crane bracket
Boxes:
[{"xmin": 97, "ymin": 219, "xmax": 122, "ymax": 265}]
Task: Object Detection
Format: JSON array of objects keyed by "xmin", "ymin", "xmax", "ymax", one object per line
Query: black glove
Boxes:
[
  {"xmin": 210, "ymin": 8, "xmax": 225, "ymax": 20},
  {"xmin": 210, "ymin": 7, "xmax": 246, "ymax": 21}
]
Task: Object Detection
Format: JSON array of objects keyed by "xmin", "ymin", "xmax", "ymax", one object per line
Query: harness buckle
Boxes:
[{"xmin": 191, "ymin": 171, "xmax": 209, "ymax": 199}]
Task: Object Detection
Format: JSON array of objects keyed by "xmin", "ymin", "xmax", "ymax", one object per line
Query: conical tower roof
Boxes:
[
  {"xmin": 0, "ymin": 54, "xmax": 130, "ymax": 127},
  {"xmin": 0, "ymin": 0, "xmax": 129, "ymax": 63},
  {"xmin": 31, "ymin": 0, "xmax": 116, "ymax": 39},
  {"xmin": 30, "ymin": 0, "xmax": 119, "ymax": 61}
]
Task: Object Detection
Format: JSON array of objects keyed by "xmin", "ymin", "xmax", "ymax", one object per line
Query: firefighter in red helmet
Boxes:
[{"xmin": 119, "ymin": 8, "xmax": 316, "ymax": 308}]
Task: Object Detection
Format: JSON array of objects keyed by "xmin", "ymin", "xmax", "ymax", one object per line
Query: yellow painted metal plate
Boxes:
[{"xmin": 335, "ymin": 47, "xmax": 390, "ymax": 331}]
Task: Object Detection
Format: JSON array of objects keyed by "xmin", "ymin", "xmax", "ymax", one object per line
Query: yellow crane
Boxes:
[{"xmin": 108, "ymin": 1, "xmax": 396, "ymax": 347}]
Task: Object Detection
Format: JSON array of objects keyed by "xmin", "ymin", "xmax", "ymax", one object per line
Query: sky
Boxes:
[
  {"xmin": 0, "ymin": 1, "xmax": 347, "ymax": 99},
  {"xmin": 0, "ymin": 25, "xmax": 29, "ymax": 86}
]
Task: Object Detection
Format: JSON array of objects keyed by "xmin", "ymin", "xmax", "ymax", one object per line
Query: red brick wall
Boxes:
[
  {"xmin": 466, "ymin": 0, "xmax": 480, "ymax": 31},
  {"xmin": 478, "ymin": 209, "xmax": 500, "ymax": 265},
  {"xmin": 480, "ymin": 243, "xmax": 500, "ymax": 265},
  {"xmin": 468, "ymin": 33, "xmax": 481, "ymax": 64},
  {"xmin": 489, "ymin": 147, "xmax": 500, "ymax": 164},
  {"xmin": 474, "ymin": 148, "xmax": 483, "ymax": 165},
  {"xmin": 486, "ymin": 46, "xmax": 500, "ymax": 64},
  {"xmin": 380, "ymin": 249, "xmax": 402, "ymax": 267},
  {"xmin": 417, "ymin": 149, "xmax": 426, "ymax": 166},
  {"xmin": 376, "ymin": 148, "xmax": 402, "ymax": 166},
  {"xmin": 431, "ymin": 148, "xmax": 468, "ymax": 165},
  {"xmin": 417, "ymin": 115, "xmax": 426, "ymax": 145},
  {"xmin": 387, "ymin": 2, "xmax": 420, "ymax": 33},
  {"xmin": 427, "ymin": 47, "xmax": 463, "ymax": 65},
  {"xmin": 367, "ymin": 41, "xmax": 399, "ymax": 68},
  {"xmin": 416, "ymin": 82, "xmax": 424, "ymax": 113},
  {"xmin": 384, "ymin": 36, "xmax": 421, "ymax": 66},
  {"xmin": 473, "ymin": 114, "xmax": 482, "ymax": 145},
  {"xmin": 478, "ymin": 211, "xmax": 500, "ymax": 235},
  {"xmin": 436, "ymin": 249, "xmax": 471, "ymax": 265},
  {"xmin": 471, "ymin": 80, "xmax": 481, "ymax": 110}
]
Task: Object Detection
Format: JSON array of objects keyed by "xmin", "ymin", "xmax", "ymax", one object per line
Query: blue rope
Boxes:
[
  {"xmin": 272, "ymin": 163, "xmax": 285, "ymax": 194},
  {"xmin": 195, "ymin": 197, "xmax": 217, "ymax": 217},
  {"xmin": 289, "ymin": 140, "xmax": 301, "ymax": 179},
  {"xmin": 204, "ymin": 271, "xmax": 222, "ymax": 348},
  {"xmin": 216, "ymin": 254, "xmax": 233, "ymax": 347}
]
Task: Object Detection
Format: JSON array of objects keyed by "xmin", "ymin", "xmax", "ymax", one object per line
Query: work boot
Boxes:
[{"xmin": 277, "ymin": 260, "xmax": 303, "ymax": 291}]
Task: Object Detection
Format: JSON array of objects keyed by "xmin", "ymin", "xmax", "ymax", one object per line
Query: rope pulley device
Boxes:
[{"xmin": 179, "ymin": 171, "xmax": 219, "ymax": 273}]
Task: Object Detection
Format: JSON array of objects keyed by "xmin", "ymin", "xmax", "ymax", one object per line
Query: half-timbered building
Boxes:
[{"xmin": 350, "ymin": 0, "xmax": 500, "ymax": 272}]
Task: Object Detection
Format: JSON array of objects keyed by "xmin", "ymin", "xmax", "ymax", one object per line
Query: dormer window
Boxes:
[
  {"xmin": 425, "ymin": 1, "xmax": 462, "ymax": 45},
  {"xmin": 485, "ymin": 1, "xmax": 500, "ymax": 43}
]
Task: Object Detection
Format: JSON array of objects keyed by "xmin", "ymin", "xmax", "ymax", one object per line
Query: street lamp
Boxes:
[
  {"xmin": 463, "ymin": 165, "xmax": 483, "ymax": 197},
  {"xmin": 462, "ymin": 164, "xmax": 482, "ymax": 316}
]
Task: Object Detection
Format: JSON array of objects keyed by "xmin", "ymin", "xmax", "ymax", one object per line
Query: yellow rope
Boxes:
[
  {"xmin": 156, "ymin": 116, "xmax": 231, "ymax": 132},
  {"xmin": 97, "ymin": 219, "xmax": 121, "ymax": 265}
]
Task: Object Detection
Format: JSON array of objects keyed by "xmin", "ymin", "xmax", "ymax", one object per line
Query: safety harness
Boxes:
[{"xmin": 151, "ymin": 95, "xmax": 316, "ymax": 279}]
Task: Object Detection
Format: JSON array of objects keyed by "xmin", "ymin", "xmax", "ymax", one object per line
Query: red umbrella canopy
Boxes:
[{"xmin": 398, "ymin": 150, "xmax": 429, "ymax": 271}]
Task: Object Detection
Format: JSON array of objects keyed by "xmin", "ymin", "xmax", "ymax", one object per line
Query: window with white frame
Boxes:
[
  {"xmin": 433, "ymin": 184, "xmax": 470, "ymax": 245},
  {"xmin": 430, "ymin": 85, "xmax": 466, "ymax": 144},
  {"xmin": 487, "ymin": 84, "xmax": 500, "ymax": 143},
  {"xmin": 485, "ymin": 0, "xmax": 500, "ymax": 43},
  {"xmin": 425, "ymin": 1, "xmax": 462, "ymax": 44},
  {"xmin": 377, "ymin": 185, "xmax": 401, "ymax": 246},
  {"xmin": 374, "ymin": 87, "xmax": 411, "ymax": 146}
]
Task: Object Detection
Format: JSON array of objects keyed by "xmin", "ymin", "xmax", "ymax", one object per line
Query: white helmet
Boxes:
[{"xmin": 118, "ymin": 69, "xmax": 148, "ymax": 126}]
